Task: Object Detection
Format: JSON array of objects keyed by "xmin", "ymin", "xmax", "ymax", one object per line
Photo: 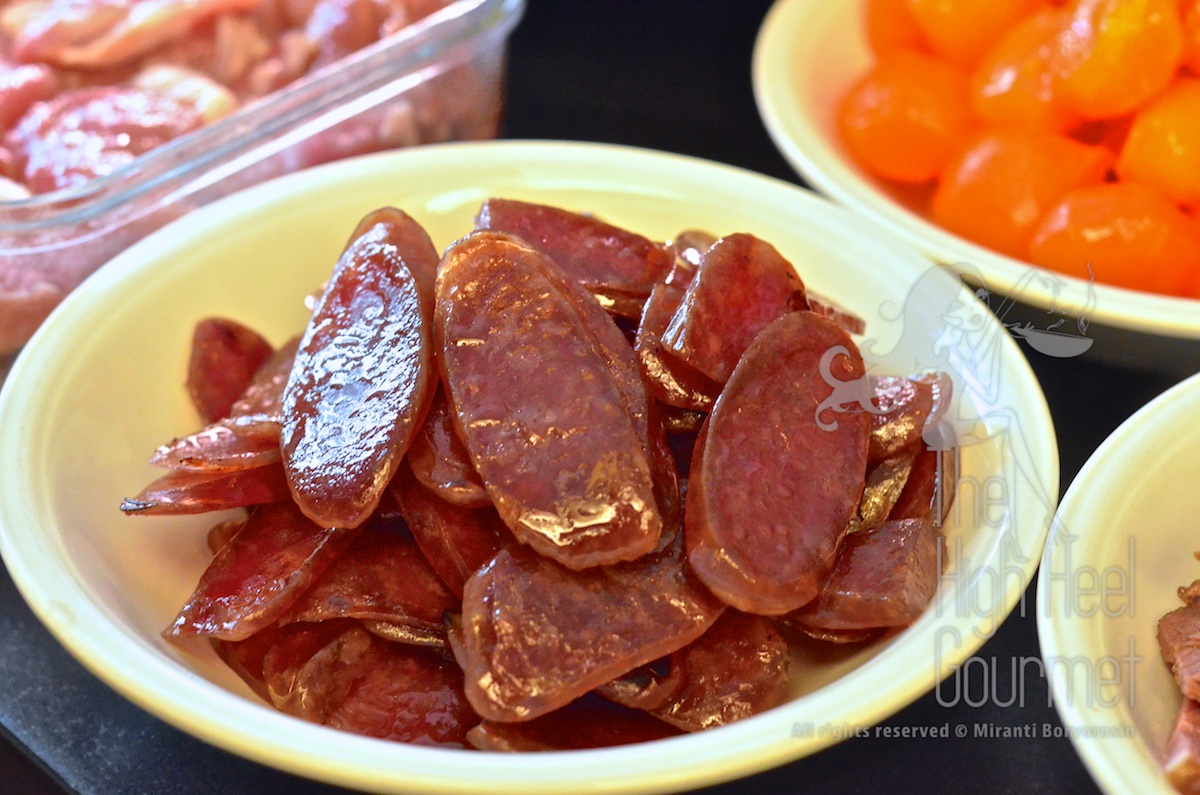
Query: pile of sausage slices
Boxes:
[{"xmin": 121, "ymin": 199, "xmax": 956, "ymax": 750}]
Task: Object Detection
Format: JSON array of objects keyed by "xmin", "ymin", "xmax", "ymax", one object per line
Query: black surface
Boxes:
[{"xmin": 0, "ymin": 1, "xmax": 1185, "ymax": 793}]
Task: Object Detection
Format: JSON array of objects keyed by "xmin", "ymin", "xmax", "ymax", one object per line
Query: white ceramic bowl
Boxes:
[
  {"xmin": 0, "ymin": 140, "xmax": 1058, "ymax": 794},
  {"xmin": 752, "ymin": 0, "xmax": 1200, "ymax": 374},
  {"xmin": 1038, "ymin": 372, "xmax": 1200, "ymax": 795}
]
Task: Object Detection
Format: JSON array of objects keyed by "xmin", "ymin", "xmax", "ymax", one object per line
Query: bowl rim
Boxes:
[
  {"xmin": 751, "ymin": 0, "xmax": 1200, "ymax": 343},
  {"xmin": 0, "ymin": 139, "xmax": 1061, "ymax": 794}
]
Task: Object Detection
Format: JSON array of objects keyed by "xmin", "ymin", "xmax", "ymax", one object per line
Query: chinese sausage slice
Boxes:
[
  {"xmin": 435, "ymin": 230, "xmax": 662, "ymax": 570},
  {"xmin": 281, "ymin": 207, "xmax": 438, "ymax": 529},
  {"xmin": 449, "ymin": 534, "xmax": 724, "ymax": 723},
  {"xmin": 686, "ymin": 311, "xmax": 871, "ymax": 615}
]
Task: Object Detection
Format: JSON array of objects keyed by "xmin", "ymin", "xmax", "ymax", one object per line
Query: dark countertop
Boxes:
[{"xmin": 0, "ymin": 1, "xmax": 1184, "ymax": 792}]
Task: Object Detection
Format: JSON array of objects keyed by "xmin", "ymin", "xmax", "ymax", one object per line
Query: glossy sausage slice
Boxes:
[
  {"xmin": 119, "ymin": 463, "xmax": 290, "ymax": 514},
  {"xmin": 506, "ymin": 227, "xmax": 683, "ymax": 548},
  {"xmin": 435, "ymin": 230, "xmax": 661, "ymax": 569},
  {"xmin": 601, "ymin": 610, "xmax": 790, "ymax": 732},
  {"xmin": 279, "ymin": 504, "xmax": 457, "ymax": 647},
  {"xmin": 389, "ymin": 462, "xmax": 505, "ymax": 599},
  {"xmin": 405, "ymin": 387, "xmax": 489, "ymax": 508},
  {"xmin": 281, "ymin": 207, "xmax": 438, "ymax": 529},
  {"xmin": 322, "ymin": 633, "xmax": 476, "ymax": 747},
  {"xmin": 164, "ymin": 500, "xmax": 360, "ymax": 641},
  {"xmin": 867, "ymin": 372, "xmax": 953, "ymax": 462},
  {"xmin": 467, "ymin": 693, "xmax": 682, "ymax": 751},
  {"xmin": 686, "ymin": 311, "xmax": 870, "ymax": 615},
  {"xmin": 186, "ymin": 317, "xmax": 274, "ymax": 424},
  {"xmin": 782, "ymin": 517, "xmax": 940, "ymax": 633},
  {"xmin": 474, "ymin": 198, "xmax": 674, "ymax": 318},
  {"xmin": 449, "ymin": 534, "xmax": 724, "ymax": 722},
  {"xmin": 149, "ymin": 414, "xmax": 281, "ymax": 472},
  {"xmin": 661, "ymin": 233, "xmax": 809, "ymax": 384},
  {"xmin": 634, "ymin": 256, "xmax": 720, "ymax": 412}
]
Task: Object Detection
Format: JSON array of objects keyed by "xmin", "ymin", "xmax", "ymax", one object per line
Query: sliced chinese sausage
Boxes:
[
  {"xmin": 186, "ymin": 317, "xmax": 274, "ymax": 424},
  {"xmin": 405, "ymin": 387, "xmax": 489, "ymax": 508},
  {"xmin": 467, "ymin": 693, "xmax": 682, "ymax": 751},
  {"xmin": 229, "ymin": 337, "xmax": 300, "ymax": 419},
  {"xmin": 323, "ymin": 633, "xmax": 476, "ymax": 748},
  {"xmin": 449, "ymin": 534, "xmax": 725, "ymax": 723},
  {"xmin": 602, "ymin": 610, "xmax": 790, "ymax": 732},
  {"xmin": 279, "ymin": 503, "xmax": 457, "ymax": 648},
  {"xmin": 246, "ymin": 620, "xmax": 476, "ymax": 747},
  {"xmin": 119, "ymin": 463, "xmax": 290, "ymax": 515},
  {"xmin": 890, "ymin": 447, "xmax": 957, "ymax": 526},
  {"xmin": 856, "ymin": 451, "xmax": 917, "ymax": 531},
  {"xmin": 868, "ymin": 371, "xmax": 953, "ymax": 462},
  {"xmin": 504, "ymin": 226, "xmax": 682, "ymax": 544},
  {"xmin": 634, "ymin": 256, "xmax": 720, "ymax": 413},
  {"xmin": 435, "ymin": 230, "xmax": 661, "ymax": 569},
  {"xmin": 281, "ymin": 207, "xmax": 438, "ymax": 529},
  {"xmin": 150, "ymin": 414, "xmax": 281, "ymax": 472},
  {"xmin": 808, "ymin": 291, "xmax": 866, "ymax": 336},
  {"xmin": 782, "ymin": 518, "xmax": 940, "ymax": 634},
  {"xmin": 686, "ymin": 311, "xmax": 870, "ymax": 615},
  {"xmin": 260, "ymin": 619, "xmax": 372, "ymax": 721},
  {"xmin": 164, "ymin": 500, "xmax": 360, "ymax": 641},
  {"xmin": 389, "ymin": 462, "xmax": 505, "ymax": 599},
  {"xmin": 868, "ymin": 375, "xmax": 934, "ymax": 462},
  {"xmin": 661, "ymin": 233, "xmax": 810, "ymax": 385},
  {"xmin": 474, "ymin": 197, "xmax": 674, "ymax": 318}
]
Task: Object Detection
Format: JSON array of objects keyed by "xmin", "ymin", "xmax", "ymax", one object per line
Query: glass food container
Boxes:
[{"xmin": 0, "ymin": 0, "xmax": 525, "ymax": 371}]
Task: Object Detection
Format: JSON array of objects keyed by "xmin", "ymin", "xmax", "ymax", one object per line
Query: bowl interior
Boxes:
[
  {"xmin": 0, "ymin": 140, "xmax": 1058, "ymax": 794},
  {"xmin": 751, "ymin": 0, "xmax": 1200, "ymax": 369},
  {"xmin": 1039, "ymin": 372, "xmax": 1200, "ymax": 795}
]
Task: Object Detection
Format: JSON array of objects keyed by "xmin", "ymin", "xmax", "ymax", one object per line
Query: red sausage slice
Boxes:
[
  {"xmin": 661, "ymin": 233, "xmax": 809, "ymax": 385},
  {"xmin": 868, "ymin": 372, "xmax": 954, "ymax": 462},
  {"xmin": 164, "ymin": 500, "xmax": 360, "ymax": 641},
  {"xmin": 449, "ymin": 534, "xmax": 724, "ymax": 722},
  {"xmin": 281, "ymin": 207, "xmax": 438, "ymax": 529},
  {"xmin": 686, "ymin": 311, "xmax": 870, "ymax": 615},
  {"xmin": 150, "ymin": 415, "xmax": 281, "ymax": 472},
  {"xmin": 783, "ymin": 517, "xmax": 941, "ymax": 633},
  {"xmin": 634, "ymin": 257, "xmax": 720, "ymax": 412},
  {"xmin": 119, "ymin": 464, "xmax": 291, "ymax": 515},
  {"xmin": 405, "ymin": 387, "xmax": 489, "ymax": 508},
  {"xmin": 323, "ymin": 633, "xmax": 476, "ymax": 747},
  {"xmin": 279, "ymin": 505, "xmax": 457, "ymax": 647},
  {"xmin": 185, "ymin": 317, "xmax": 274, "ymax": 424},
  {"xmin": 389, "ymin": 462, "xmax": 505, "ymax": 599},
  {"xmin": 435, "ymin": 231, "xmax": 661, "ymax": 569},
  {"xmin": 467, "ymin": 693, "xmax": 682, "ymax": 751},
  {"xmin": 602, "ymin": 610, "xmax": 790, "ymax": 732},
  {"xmin": 474, "ymin": 198, "xmax": 673, "ymax": 318},
  {"xmin": 225, "ymin": 620, "xmax": 476, "ymax": 747}
]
